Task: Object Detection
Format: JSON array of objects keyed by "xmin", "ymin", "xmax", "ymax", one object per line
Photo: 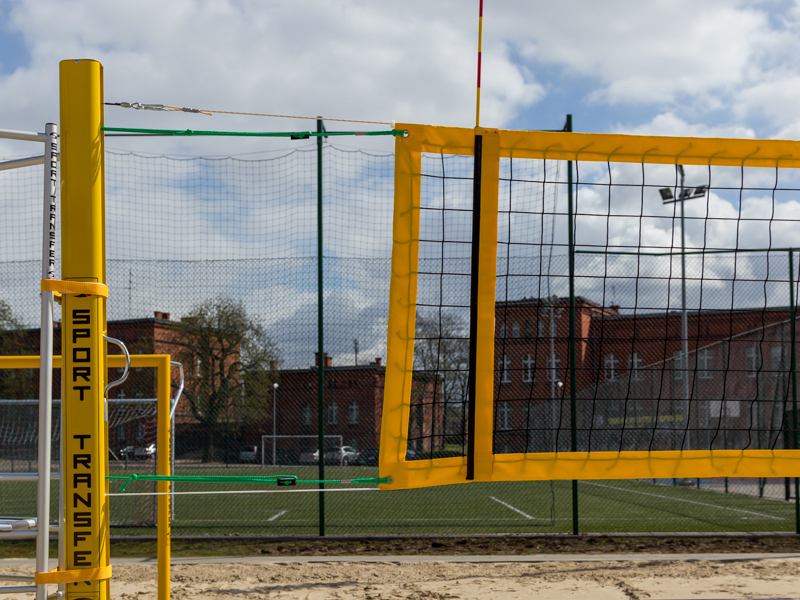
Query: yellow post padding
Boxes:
[
  {"xmin": 473, "ymin": 128, "xmax": 499, "ymax": 482},
  {"xmin": 35, "ymin": 565, "xmax": 112, "ymax": 585},
  {"xmin": 41, "ymin": 279, "xmax": 109, "ymax": 297},
  {"xmin": 60, "ymin": 57, "xmax": 110, "ymax": 600},
  {"xmin": 379, "ymin": 122, "xmax": 800, "ymax": 491}
]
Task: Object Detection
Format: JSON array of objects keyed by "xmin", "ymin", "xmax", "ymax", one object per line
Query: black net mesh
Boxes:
[
  {"xmin": 0, "ymin": 145, "xmax": 797, "ymax": 534},
  {"xmin": 493, "ymin": 159, "xmax": 800, "ymax": 458},
  {"xmin": 409, "ymin": 153, "xmax": 474, "ymax": 460}
]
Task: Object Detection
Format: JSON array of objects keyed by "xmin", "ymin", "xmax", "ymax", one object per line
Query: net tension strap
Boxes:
[
  {"xmin": 108, "ymin": 473, "xmax": 391, "ymax": 491},
  {"xmin": 101, "ymin": 126, "xmax": 407, "ymax": 138}
]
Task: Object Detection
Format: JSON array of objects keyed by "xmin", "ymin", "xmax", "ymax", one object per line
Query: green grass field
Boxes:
[{"xmin": 2, "ymin": 465, "xmax": 796, "ymax": 535}]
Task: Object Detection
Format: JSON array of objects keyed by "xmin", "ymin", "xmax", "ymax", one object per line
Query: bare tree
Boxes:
[
  {"xmin": 412, "ymin": 311, "xmax": 470, "ymax": 452},
  {"xmin": 168, "ymin": 297, "xmax": 279, "ymax": 462}
]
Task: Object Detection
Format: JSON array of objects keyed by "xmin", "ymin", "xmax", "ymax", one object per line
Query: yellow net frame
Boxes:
[{"xmin": 379, "ymin": 123, "xmax": 800, "ymax": 491}]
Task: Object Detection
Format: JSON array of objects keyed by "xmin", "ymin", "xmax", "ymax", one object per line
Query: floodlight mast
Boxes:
[{"xmin": 659, "ymin": 167, "xmax": 707, "ymax": 450}]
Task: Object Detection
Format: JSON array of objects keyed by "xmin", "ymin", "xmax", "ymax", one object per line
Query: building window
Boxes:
[
  {"xmin": 629, "ymin": 352, "xmax": 643, "ymax": 382},
  {"xmin": 672, "ymin": 351, "xmax": 684, "ymax": 380},
  {"xmin": 604, "ymin": 353, "xmax": 619, "ymax": 381},
  {"xmin": 348, "ymin": 401, "xmax": 359, "ymax": 425},
  {"xmin": 522, "ymin": 354, "xmax": 535, "ymax": 383},
  {"xmin": 547, "ymin": 353, "xmax": 560, "ymax": 382},
  {"xmin": 328, "ymin": 402, "xmax": 338, "ymax": 426},
  {"xmin": 302, "ymin": 404, "xmax": 311, "ymax": 426},
  {"xmin": 500, "ymin": 355, "xmax": 512, "ymax": 383},
  {"xmin": 497, "ymin": 321, "xmax": 506, "ymax": 338},
  {"xmin": 512, "ymin": 321, "xmax": 520, "ymax": 338},
  {"xmin": 698, "ymin": 348, "xmax": 713, "ymax": 379},
  {"xmin": 498, "ymin": 401, "xmax": 512, "ymax": 430},
  {"xmin": 771, "ymin": 346, "xmax": 785, "ymax": 376},
  {"xmin": 537, "ymin": 321, "xmax": 545, "ymax": 338},
  {"xmin": 745, "ymin": 347, "xmax": 758, "ymax": 378},
  {"xmin": 116, "ymin": 424, "xmax": 126, "ymax": 444},
  {"xmin": 524, "ymin": 320, "xmax": 533, "ymax": 339}
]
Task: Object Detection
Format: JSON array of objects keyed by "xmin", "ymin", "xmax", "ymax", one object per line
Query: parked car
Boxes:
[
  {"xmin": 352, "ymin": 448, "xmax": 379, "ymax": 466},
  {"xmin": 119, "ymin": 444, "xmax": 155, "ymax": 460},
  {"xmin": 299, "ymin": 449, "xmax": 319, "ymax": 465},
  {"xmin": 238, "ymin": 445, "xmax": 262, "ymax": 463},
  {"xmin": 324, "ymin": 446, "xmax": 360, "ymax": 466}
]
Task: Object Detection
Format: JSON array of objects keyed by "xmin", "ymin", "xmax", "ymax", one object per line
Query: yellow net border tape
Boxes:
[
  {"xmin": 41, "ymin": 279, "xmax": 109, "ymax": 298},
  {"xmin": 35, "ymin": 565, "xmax": 112, "ymax": 585}
]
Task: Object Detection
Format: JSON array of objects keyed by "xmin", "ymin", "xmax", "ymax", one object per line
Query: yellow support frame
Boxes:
[
  {"xmin": 0, "ymin": 354, "xmax": 172, "ymax": 600},
  {"xmin": 379, "ymin": 123, "xmax": 800, "ymax": 491}
]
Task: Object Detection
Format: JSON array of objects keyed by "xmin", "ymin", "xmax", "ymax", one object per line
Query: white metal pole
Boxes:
[
  {"xmin": 36, "ymin": 123, "xmax": 58, "ymax": 600},
  {"xmin": 0, "ymin": 128, "xmax": 47, "ymax": 142},
  {"xmin": 549, "ymin": 299, "xmax": 556, "ymax": 450},
  {"xmin": 0, "ymin": 155, "xmax": 45, "ymax": 172},
  {"xmin": 272, "ymin": 383, "xmax": 278, "ymax": 466}
]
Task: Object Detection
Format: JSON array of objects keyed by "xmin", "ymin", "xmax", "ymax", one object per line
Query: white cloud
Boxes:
[{"xmin": 614, "ymin": 113, "xmax": 756, "ymax": 139}]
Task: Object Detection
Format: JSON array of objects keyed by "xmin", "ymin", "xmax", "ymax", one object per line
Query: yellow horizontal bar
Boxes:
[
  {"xmin": 492, "ymin": 449, "xmax": 800, "ymax": 481},
  {"xmin": 397, "ymin": 123, "xmax": 800, "ymax": 167},
  {"xmin": 380, "ymin": 449, "xmax": 800, "ymax": 490},
  {"xmin": 0, "ymin": 355, "xmax": 168, "ymax": 369}
]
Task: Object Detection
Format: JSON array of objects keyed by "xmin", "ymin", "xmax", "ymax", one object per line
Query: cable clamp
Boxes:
[
  {"xmin": 41, "ymin": 279, "xmax": 109, "ymax": 298},
  {"xmin": 35, "ymin": 565, "xmax": 112, "ymax": 585}
]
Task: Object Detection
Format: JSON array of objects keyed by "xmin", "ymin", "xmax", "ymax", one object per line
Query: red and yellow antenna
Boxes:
[{"xmin": 475, "ymin": 0, "xmax": 484, "ymax": 127}]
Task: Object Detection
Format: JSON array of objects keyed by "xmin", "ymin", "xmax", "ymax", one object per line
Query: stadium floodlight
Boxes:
[{"xmin": 659, "ymin": 184, "xmax": 706, "ymax": 204}]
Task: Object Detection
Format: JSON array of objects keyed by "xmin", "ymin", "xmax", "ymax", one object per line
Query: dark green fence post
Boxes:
[
  {"xmin": 565, "ymin": 114, "xmax": 579, "ymax": 535},
  {"xmin": 317, "ymin": 117, "xmax": 326, "ymax": 537},
  {"xmin": 788, "ymin": 250, "xmax": 799, "ymax": 534}
]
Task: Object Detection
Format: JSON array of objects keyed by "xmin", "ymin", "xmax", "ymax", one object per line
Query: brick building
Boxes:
[
  {"xmin": 493, "ymin": 297, "xmax": 798, "ymax": 453},
  {"xmin": 258, "ymin": 352, "xmax": 442, "ymax": 459}
]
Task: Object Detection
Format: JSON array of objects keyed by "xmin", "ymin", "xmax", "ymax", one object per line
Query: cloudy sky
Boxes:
[
  {"xmin": 2, "ymin": 0, "xmax": 800, "ymax": 156},
  {"xmin": 3, "ymin": 0, "xmax": 800, "ymax": 367}
]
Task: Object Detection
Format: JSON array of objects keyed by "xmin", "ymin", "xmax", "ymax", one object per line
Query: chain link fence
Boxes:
[{"xmin": 1, "ymin": 146, "xmax": 797, "ymax": 535}]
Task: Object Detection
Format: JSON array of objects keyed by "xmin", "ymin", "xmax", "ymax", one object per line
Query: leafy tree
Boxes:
[
  {"xmin": 0, "ymin": 300, "xmax": 29, "ymax": 399},
  {"xmin": 168, "ymin": 297, "xmax": 279, "ymax": 462}
]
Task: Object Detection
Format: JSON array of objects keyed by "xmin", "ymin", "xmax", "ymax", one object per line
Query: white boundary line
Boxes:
[
  {"xmin": 583, "ymin": 482, "xmax": 784, "ymax": 520},
  {"xmin": 489, "ymin": 496, "xmax": 535, "ymax": 520},
  {"xmin": 107, "ymin": 487, "xmax": 379, "ymax": 497},
  {"xmin": 266, "ymin": 510, "xmax": 288, "ymax": 522}
]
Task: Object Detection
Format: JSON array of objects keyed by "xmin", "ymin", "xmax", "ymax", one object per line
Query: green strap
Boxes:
[
  {"xmin": 107, "ymin": 473, "xmax": 390, "ymax": 492},
  {"xmin": 101, "ymin": 126, "xmax": 406, "ymax": 138}
]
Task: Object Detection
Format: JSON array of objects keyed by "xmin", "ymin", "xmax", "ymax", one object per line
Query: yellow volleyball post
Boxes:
[{"xmin": 59, "ymin": 59, "xmax": 110, "ymax": 600}]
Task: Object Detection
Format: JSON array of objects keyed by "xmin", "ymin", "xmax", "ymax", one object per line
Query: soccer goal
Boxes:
[{"xmin": 261, "ymin": 435, "xmax": 343, "ymax": 467}]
